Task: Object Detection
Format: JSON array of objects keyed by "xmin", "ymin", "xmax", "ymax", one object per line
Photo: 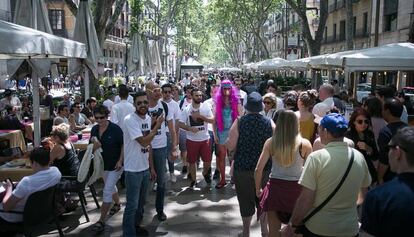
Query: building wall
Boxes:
[
  {"xmin": 321, "ymin": 0, "xmax": 372, "ymax": 54},
  {"xmin": 0, "ymin": 0, "xmax": 11, "ymax": 22},
  {"xmin": 321, "ymin": 0, "xmax": 414, "ymax": 54}
]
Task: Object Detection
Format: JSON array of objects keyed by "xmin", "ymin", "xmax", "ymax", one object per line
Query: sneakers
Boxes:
[
  {"xmin": 136, "ymin": 226, "xmax": 149, "ymax": 236},
  {"xmin": 153, "ymin": 183, "xmax": 157, "ymax": 192},
  {"xmin": 181, "ymin": 165, "xmax": 188, "ymax": 174},
  {"xmin": 213, "ymin": 169, "xmax": 220, "ymax": 180},
  {"xmin": 157, "ymin": 212, "xmax": 167, "ymax": 221},
  {"xmin": 189, "ymin": 180, "xmax": 196, "ymax": 189},
  {"xmin": 170, "ymin": 173, "xmax": 177, "ymax": 183},
  {"xmin": 203, "ymin": 172, "xmax": 212, "ymax": 184}
]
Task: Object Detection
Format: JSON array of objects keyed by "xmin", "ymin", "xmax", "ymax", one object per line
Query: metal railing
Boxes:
[{"xmin": 0, "ymin": 9, "xmax": 12, "ymax": 22}]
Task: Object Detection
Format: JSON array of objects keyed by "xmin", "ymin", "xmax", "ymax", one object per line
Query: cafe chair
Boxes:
[
  {"xmin": 0, "ymin": 139, "xmax": 10, "ymax": 155},
  {"xmin": 59, "ymin": 150, "xmax": 101, "ymax": 223},
  {"xmin": 77, "ymin": 149, "xmax": 101, "ymax": 209},
  {"xmin": 0, "ymin": 184, "xmax": 64, "ymax": 237}
]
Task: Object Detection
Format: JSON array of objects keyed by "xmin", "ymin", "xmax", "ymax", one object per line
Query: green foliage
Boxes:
[{"xmin": 129, "ymin": 0, "xmax": 144, "ymax": 34}]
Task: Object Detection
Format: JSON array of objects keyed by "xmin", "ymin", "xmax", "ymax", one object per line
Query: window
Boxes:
[
  {"xmin": 103, "ymin": 49, "xmax": 107, "ymax": 57},
  {"xmin": 324, "ymin": 26, "xmax": 328, "ymax": 43},
  {"xmin": 109, "ymin": 50, "xmax": 113, "ymax": 57},
  {"xmin": 339, "ymin": 20, "xmax": 345, "ymax": 40},
  {"xmin": 384, "ymin": 0, "xmax": 398, "ymax": 32},
  {"xmin": 353, "ymin": 16, "xmax": 357, "ymax": 37},
  {"xmin": 363, "ymin": 12, "xmax": 368, "ymax": 36},
  {"xmin": 120, "ymin": 52, "xmax": 123, "ymax": 59},
  {"xmin": 333, "ymin": 23, "xmax": 337, "ymax": 40},
  {"xmin": 49, "ymin": 10, "xmax": 64, "ymax": 30}
]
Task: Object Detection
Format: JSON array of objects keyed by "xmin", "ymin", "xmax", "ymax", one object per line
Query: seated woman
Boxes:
[
  {"xmin": 69, "ymin": 102, "xmax": 91, "ymax": 131},
  {"xmin": 49, "ymin": 123, "xmax": 80, "ymax": 178},
  {"xmin": 49, "ymin": 123, "xmax": 81, "ymax": 212},
  {"xmin": 0, "ymin": 147, "xmax": 61, "ymax": 224}
]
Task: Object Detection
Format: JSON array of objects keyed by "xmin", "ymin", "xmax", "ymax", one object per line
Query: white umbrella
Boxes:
[
  {"xmin": 257, "ymin": 57, "xmax": 288, "ymax": 71},
  {"xmin": 0, "ymin": 20, "xmax": 87, "ymax": 146},
  {"xmin": 68, "ymin": 0, "xmax": 102, "ymax": 101}
]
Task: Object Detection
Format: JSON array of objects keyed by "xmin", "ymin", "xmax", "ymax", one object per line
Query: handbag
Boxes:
[{"xmin": 295, "ymin": 149, "xmax": 355, "ymax": 234}]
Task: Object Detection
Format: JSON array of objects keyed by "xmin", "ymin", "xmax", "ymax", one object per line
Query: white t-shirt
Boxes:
[
  {"xmin": 0, "ymin": 167, "xmax": 61, "ymax": 223},
  {"xmin": 103, "ymin": 99, "xmax": 114, "ymax": 111},
  {"xmin": 238, "ymin": 89, "xmax": 247, "ymax": 106},
  {"xmin": 180, "ymin": 77, "xmax": 191, "ymax": 86},
  {"xmin": 114, "ymin": 95, "xmax": 134, "ymax": 104},
  {"xmin": 123, "ymin": 113, "xmax": 151, "ymax": 172},
  {"xmin": 148, "ymin": 101, "xmax": 173, "ymax": 149},
  {"xmin": 110, "ymin": 100, "xmax": 135, "ymax": 132},
  {"xmin": 179, "ymin": 102, "xmax": 212, "ymax": 141},
  {"xmin": 204, "ymin": 98, "xmax": 215, "ymax": 132},
  {"xmin": 164, "ymin": 99, "xmax": 181, "ymax": 132}
]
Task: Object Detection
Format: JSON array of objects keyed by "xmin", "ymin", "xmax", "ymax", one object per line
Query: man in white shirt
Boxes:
[
  {"xmin": 122, "ymin": 91, "xmax": 164, "ymax": 236},
  {"xmin": 179, "ymin": 88, "xmax": 215, "ymax": 188},
  {"xmin": 234, "ymin": 78, "xmax": 247, "ymax": 107},
  {"xmin": 161, "ymin": 83, "xmax": 181, "ymax": 182},
  {"xmin": 180, "ymin": 73, "xmax": 191, "ymax": 87},
  {"xmin": 0, "ymin": 89, "xmax": 22, "ymax": 113},
  {"xmin": 103, "ymin": 93, "xmax": 115, "ymax": 111},
  {"xmin": 110, "ymin": 85, "xmax": 135, "ymax": 131},
  {"xmin": 114, "ymin": 84, "xmax": 134, "ymax": 104},
  {"xmin": 146, "ymin": 82, "xmax": 177, "ymax": 221},
  {"xmin": 0, "ymin": 147, "xmax": 61, "ymax": 223},
  {"xmin": 178, "ymin": 85, "xmax": 193, "ymax": 174}
]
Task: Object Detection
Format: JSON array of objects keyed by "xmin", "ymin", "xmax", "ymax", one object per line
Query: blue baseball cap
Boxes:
[{"xmin": 320, "ymin": 113, "xmax": 348, "ymax": 135}]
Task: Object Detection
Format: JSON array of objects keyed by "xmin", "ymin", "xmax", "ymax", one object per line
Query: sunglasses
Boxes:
[
  {"xmin": 356, "ymin": 119, "xmax": 369, "ymax": 125},
  {"xmin": 263, "ymin": 101, "xmax": 273, "ymax": 105},
  {"xmin": 136, "ymin": 100, "xmax": 149, "ymax": 105},
  {"xmin": 95, "ymin": 116, "xmax": 106, "ymax": 120}
]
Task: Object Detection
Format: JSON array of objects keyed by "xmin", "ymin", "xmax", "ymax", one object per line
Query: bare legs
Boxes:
[{"xmin": 216, "ymin": 144, "xmax": 227, "ymax": 185}]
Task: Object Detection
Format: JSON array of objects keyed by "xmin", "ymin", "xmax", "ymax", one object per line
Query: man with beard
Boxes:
[
  {"xmin": 179, "ymin": 88, "xmax": 215, "ymax": 188},
  {"xmin": 146, "ymin": 81, "xmax": 177, "ymax": 221},
  {"xmin": 122, "ymin": 91, "xmax": 164, "ymax": 236}
]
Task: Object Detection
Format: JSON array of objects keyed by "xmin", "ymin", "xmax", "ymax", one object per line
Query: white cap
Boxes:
[{"xmin": 312, "ymin": 99, "xmax": 334, "ymax": 124}]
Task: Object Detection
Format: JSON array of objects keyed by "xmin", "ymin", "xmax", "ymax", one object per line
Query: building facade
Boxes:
[
  {"xmin": 321, "ymin": 0, "xmax": 414, "ymax": 53},
  {"xmin": 265, "ymin": 0, "xmax": 319, "ymax": 60}
]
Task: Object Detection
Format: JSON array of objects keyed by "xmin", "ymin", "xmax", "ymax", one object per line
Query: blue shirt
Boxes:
[
  {"xmin": 361, "ymin": 173, "xmax": 414, "ymax": 237},
  {"xmin": 91, "ymin": 121, "xmax": 123, "ymax": 171}
]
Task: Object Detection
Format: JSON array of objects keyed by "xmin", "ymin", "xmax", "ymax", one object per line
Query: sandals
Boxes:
[
  {"xmin": 215, "ymin": 182, "xmax": 226, "ymax": 189},
  {"xmin": 109, "ymin": 203, "xmax": 121, "ymax": 215},
  {"xmin": 92, "ymin": 220, "xmax": 105, "ymax": 232}
]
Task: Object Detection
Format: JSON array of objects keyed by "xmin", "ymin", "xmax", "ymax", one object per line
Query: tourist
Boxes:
[
  {"xmin": 103, "ymin": 93, "xmax": 115, "ymax": 111},
  {"xmin": 234, "ymin": 77, "xmax": 247, "ymax": 106},
  {"xmin": 213, "ymin": 80, "xmax": 240, "ymax": 189},
  {"xmin": 53, "ymin": 104, "xmax": 70, "ymax": 126},
  {"xmin": 362, "ymin": 97, "xmax": 387, "ymax": 146},
  {"xmin": 0, "ymin": 147, "xmax": 61, "ymax": 224},
  {"xmin": 178, "ymin": 87, "xmax": 215, "ymax": 188},
  {"xmin": 81, "ymin": 98, "xmax": 97, "ymax": 123},
  {"xmin": 255, "ymin": 110, "xmax": 312, "ymax": 237},
  {"xmin": 345, "ymin": 108, "xmax": 379, "ymax": 184},
  {"xmin": 110, "ymin": 84, "xmax": 135, "ymax": 131},
  {"xmin": 296, "ymin": 90, "xmax": 318, "ymax": 143},
  {"xmin": 361, "ymin": 127, "xmax": 414, "ymax": 237},
  {"xmin": 312, "ymin": 84, "xmax": 344, "ymax": 117},
  {"xmin": 69, "ymin": 102, "xmax": 91, "ymax": 131},
  {"xmin": 90, "ymin": 105, "xmax": 124, "ymax": 232},
  {"xmin": 161, "ymin": 83, "xmax": 181, "ymax": 183},
  {"xmin": 261, "ymin": 92, "xmax": 278, "ymax": 120},
  {"xmin": 377, "ymin": 98, "xmax": 408, "ymax": 184},
  {"xmin": 122, "ymin": 92, "xmax": 163, "ymax": 236},
  {"xmin": 285, "ymin": 113, "xmax": 371, "ymax": 237},
  {"xmin": 178, "ymin": 85, "xmax": 193, "ymax": 174},
  {"xmin": 114, "ymin": 84, "xmax": 134, "ymax": 104},
  {"xmin": 226, "ymin": 92, "xmax": 275, "ymax": 237},
  {"xmin": 146, "ymin": 81, "xmax": 177, "ymax": 221}
]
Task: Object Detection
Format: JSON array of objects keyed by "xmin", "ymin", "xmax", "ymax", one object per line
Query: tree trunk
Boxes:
[{"xmin": 345, "ymin": 0, "xmax": 354, "ymax": 50}]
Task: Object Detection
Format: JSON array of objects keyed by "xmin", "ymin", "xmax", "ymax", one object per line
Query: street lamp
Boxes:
[{"xmin": 123, "ymin": 33, "xmax": 130, "ymax": 84}]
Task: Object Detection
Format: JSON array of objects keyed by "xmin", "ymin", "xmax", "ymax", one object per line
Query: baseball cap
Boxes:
[{"xmin": 320, "ymin": 113, "xmax": 348, "ymax": 135}]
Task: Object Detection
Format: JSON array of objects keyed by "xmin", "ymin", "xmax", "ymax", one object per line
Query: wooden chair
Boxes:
[{"xmin": 0, "ymin": 185, "xmax": 64, "ymax": 236}]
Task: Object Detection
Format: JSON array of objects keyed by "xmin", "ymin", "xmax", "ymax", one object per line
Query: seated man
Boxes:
[
  {"xmin": 69, "ymin": 102, "xmax": 91, "ymax": 131},
  {"xmin": 53, "ymin": 104, "xmax": 70, "ymax": 126},
  {"xmin": 0, "ymin": 147, "xmax": 62, "ymax": 223}
]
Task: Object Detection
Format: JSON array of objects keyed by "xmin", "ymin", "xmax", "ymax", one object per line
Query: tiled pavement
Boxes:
[{"xmin": 31, "ymin": 163, "xmax": 263, "ymax": 237}]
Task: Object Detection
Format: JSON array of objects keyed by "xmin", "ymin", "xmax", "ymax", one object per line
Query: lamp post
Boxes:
[{"xmin": 123, "ymin": 33, "xmax": 130, "ymax": 84}]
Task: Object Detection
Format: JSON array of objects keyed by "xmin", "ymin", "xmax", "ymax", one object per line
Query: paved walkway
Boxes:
[{"xmin": 37, "ymin": 163, "xmax": 263, "ymax": 237}]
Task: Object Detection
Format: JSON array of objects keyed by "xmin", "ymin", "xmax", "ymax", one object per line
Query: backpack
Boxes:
[
  {"xmin": 179, "ymin": 98, "xmax": 185, "ymax": 110},
  {"xmin": 161, "ymin": 100, "xmax": 169, "ymax": 118}
]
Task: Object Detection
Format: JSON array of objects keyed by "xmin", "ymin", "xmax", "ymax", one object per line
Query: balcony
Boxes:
[
  {"xmin": 323, "ymin": 27, "xmax": 369, "ymax": 44},
  {"xmin": 107, "ymin": 35, "xmax": 125, "ymax": 44}
]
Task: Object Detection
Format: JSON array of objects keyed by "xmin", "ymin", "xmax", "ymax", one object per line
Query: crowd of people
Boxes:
[{"xmin": 0, "ymin": 72, "xmax": 414, "ymax": 237}]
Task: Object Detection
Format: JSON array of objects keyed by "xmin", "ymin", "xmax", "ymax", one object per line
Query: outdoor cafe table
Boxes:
[
  {"xmin": 0, "ymin": 163, "xmax": 34, "ymax": 182},
  {"xmin": 72, "ymin": 133, "xmax": 90, "ymax": 150},
  {"xmin": 0, "ymin": 129, "xmax": 27, "ymax": 151}
]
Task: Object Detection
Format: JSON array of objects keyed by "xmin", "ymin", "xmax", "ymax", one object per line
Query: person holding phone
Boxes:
[{"xmin": 90, "ymin": 105, "xmax": 124, "ymax": 232}]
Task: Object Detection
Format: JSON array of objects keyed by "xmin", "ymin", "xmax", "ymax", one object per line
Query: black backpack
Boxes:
[{"xmin": 161, "ymin": 100, "xmax": 169, "ymax": 118}]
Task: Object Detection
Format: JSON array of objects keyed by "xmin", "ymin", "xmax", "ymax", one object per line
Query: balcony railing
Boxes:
[{"xmin": 323, "ymin": 28, "xmax": 369, "ymax": 44}]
